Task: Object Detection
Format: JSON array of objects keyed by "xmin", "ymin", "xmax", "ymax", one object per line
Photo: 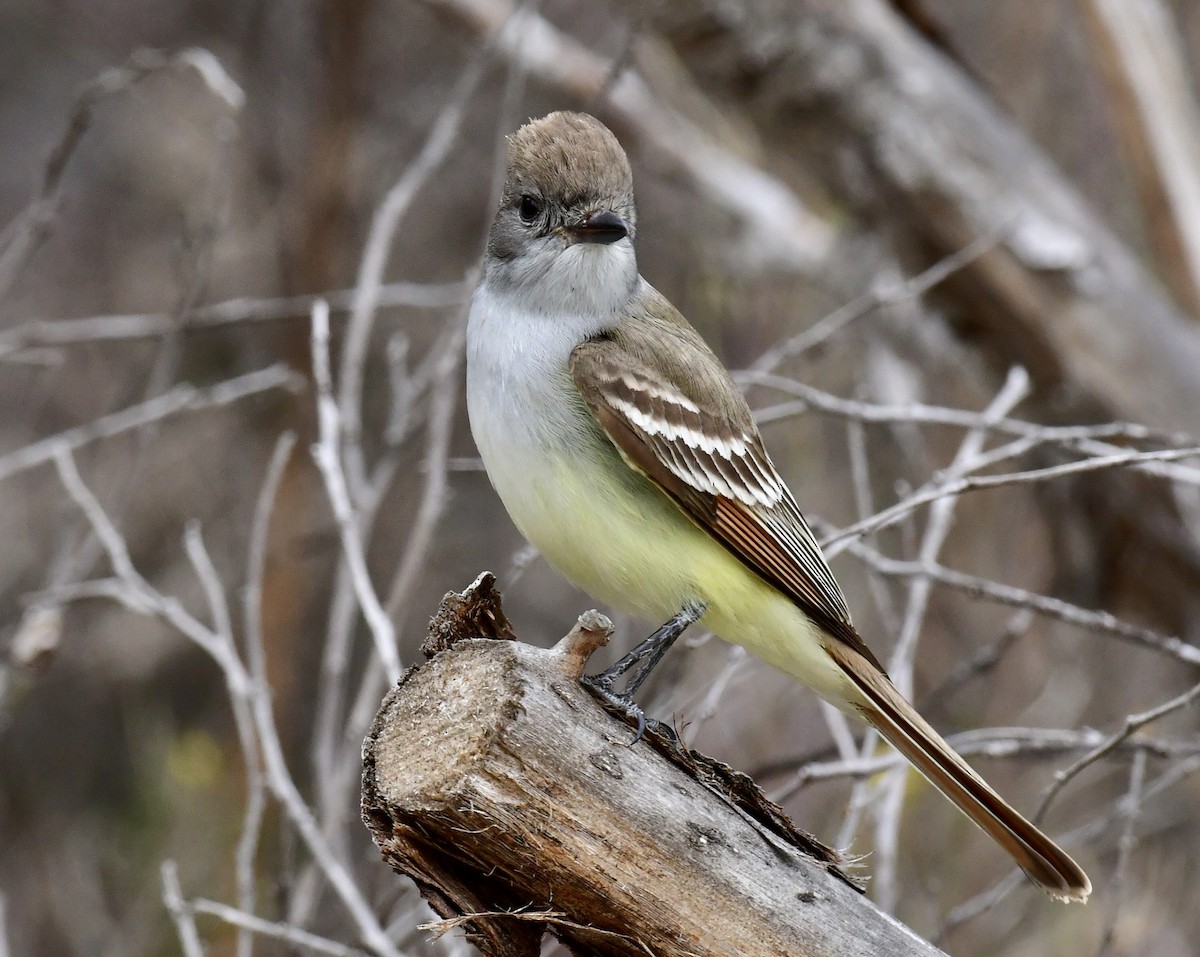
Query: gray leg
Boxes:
[{"xmin": 583, "ymin": 601, "xmax": 707, "ymax": 742}]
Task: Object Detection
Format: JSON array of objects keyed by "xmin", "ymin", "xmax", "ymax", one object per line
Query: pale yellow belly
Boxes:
[{"xmin": 495, "ymin": 447, "xmax": 855, "ymax": 706}]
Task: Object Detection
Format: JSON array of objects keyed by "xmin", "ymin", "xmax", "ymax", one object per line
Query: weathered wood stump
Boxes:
[{"xmin": 361, "ymin": 573, "xmax": 945, "ymax": 956}]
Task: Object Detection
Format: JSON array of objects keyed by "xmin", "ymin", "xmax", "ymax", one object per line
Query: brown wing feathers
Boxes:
[
  {"xmin": 573, "ymin": 335, "xmax": 876, "ymax": 665},
  {"xmin": 570, "ymin": 323, "xmax": 1090, "ymax": 902}
]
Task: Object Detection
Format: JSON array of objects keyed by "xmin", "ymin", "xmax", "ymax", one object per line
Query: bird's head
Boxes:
[{"xmin": 486, "ymin": 112, "xmax": 638, "ymax": 316}]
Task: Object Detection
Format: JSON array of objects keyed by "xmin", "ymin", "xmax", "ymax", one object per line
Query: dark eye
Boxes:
[{"xmin": 518, "ymin": 194, "xmax": 542, "ymax": 225}]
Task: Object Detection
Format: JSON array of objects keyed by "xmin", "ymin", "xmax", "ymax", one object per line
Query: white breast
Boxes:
[{"xmin": 468, "ymin": 282, "xmax": 586, "ymax": 455}]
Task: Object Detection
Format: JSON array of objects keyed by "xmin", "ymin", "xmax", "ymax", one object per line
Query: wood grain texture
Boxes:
[{"xmin": 361, "ymin": 578, "xmax": 946, "ymax": 957}]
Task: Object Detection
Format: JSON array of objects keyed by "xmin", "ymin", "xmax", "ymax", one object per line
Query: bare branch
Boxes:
[
  {"xmin": 890, "ymin": 368, "xmax": 1033, "ymax": 693},
  {"xmin": 382, "ymin": 323, "xmax": 462, "ymax": 618},
  {"xmin": 845, "ymin": 417, "xmax": 899, "ymax": 629},
  {"xmin": 0, "ymin": 48, "xmax": 243, "ymax": 302},
  {"xmin": 1096, "ymin": 750, "xmax": 1147, "ymax": 957},
  {"xmin": 938, "ymin": 755, "xmax": 1200, "ymax": 939},
  {"xmin": 293, "ymin": 319, "xmax": 467, "ymax": 923},
  {"xmin": 837, "ymin": 537, "xmax": 1200, "ymax": 668},
  {"xmin": 0, "ymin": 280, "xmax": 470, "ymax": 361},
  {"xmin": 749, "ymin": 231, "xmax": 1006, "ymax": 371},
  {"xmin": 746, "ymin": 374, "xmax": 1192, "ymax": 463},
  {"xmin": 190, "ymin": 899, "xmax": 373, "ymax": 957},
  {"xmin": 233, "ymin": 432, "xmax": 296, "ymax": 957},
  {"xmin": 52, "ymin": 447, "xmax": 202, "ymax": 640},
  {"xmin": 161, "ymin": 861, "xmax": 205, "ymax": 957},
  {"xmin": 748, "ymin": 373, "xmax": 1200, "ymax": 502},
  {"xmin": 1035, "ymin": 679, "xmax": 1200, "ymax": 823},
  {"xmin": 53, "ymin": 443, "xmax": 400, "ymax": 956},
  {"xmin": 427, "ymin": 0, "xmax": 834, "ymax": 271},
  {"xmin": 0, "ymin": 365, "xmax": 301, "ymax": 483},
  {"xmin": 783, "ymin": 726, "xmax": 1197, "ymax": 793},
  {"xmin": 311, "ymin": 301, "xmax": 402, "ymax": 683},
  {"xmin": 337, "ymin": 41, "xmax": 491, "ymax": 498},
  {"xmin": 821, "ymin": 445, "xmax": 1200, "ymax": 557},
  {"xmin": 873, "ymin": 367, "xmax": 1031, "ymax": 909},
  {"xmin": 183, "ymin": 523, "xmax": 234, "ymax": 647}
]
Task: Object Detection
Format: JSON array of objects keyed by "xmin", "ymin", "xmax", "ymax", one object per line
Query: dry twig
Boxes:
[{"xmin": 0, "ymin": 365, "xmax": 301, "ymax": 483}]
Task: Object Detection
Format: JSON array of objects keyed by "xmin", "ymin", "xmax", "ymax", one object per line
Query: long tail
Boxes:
[{"xmin": 824, "ymin": 640, "xmax": 1091, "ymax": 902}]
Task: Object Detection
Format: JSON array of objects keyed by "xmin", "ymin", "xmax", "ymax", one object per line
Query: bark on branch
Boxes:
[{"xmin": 361, "ymin": 574, "xmax": 946, "ymax": 957}]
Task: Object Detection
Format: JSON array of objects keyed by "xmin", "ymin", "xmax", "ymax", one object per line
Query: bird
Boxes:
[{"xmin": 465, "ymin": 110, "xmax": 1090, "ymax": 902}]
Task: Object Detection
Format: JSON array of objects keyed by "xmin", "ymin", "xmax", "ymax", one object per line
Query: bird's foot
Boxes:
[
  {"xmin": 581, "ymin": 601, "xmax": 706, "ymax": 745},
  {"xmin": 581, "ymin": 673, "xmax": 677, "ymax": 745}
]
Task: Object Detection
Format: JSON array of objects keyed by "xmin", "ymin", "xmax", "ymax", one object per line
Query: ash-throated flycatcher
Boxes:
[{"xmin": 466, "ymin": 111, "xmax": 1089, "ymax": 902}]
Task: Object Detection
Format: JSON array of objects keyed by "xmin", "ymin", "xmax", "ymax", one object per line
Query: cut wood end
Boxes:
[
  {"xmin": 364, "ymin": 640, "xmax": 523, "ymax": 812},
  {"xmin": 550, "ymin": 610, "xmax": 613, "ymax": 680}
]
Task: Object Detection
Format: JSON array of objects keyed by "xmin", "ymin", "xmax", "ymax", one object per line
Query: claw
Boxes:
[
  {"xmin": 582, "ymin": 673, "xmax": 648, "ymax": 745},
  {"xmin": 581, "ymin": 601, "xmax": 706, "ymax": 745}
]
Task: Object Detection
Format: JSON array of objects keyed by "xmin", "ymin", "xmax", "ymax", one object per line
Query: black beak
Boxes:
[{"xmin": 567, "ymin": 209, "xmax": 630, "ymax": 245}]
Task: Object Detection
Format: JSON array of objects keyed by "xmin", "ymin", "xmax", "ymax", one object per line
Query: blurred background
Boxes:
[{"xmin": 3, "ymin": 0, "xmax": 1200, "ymax": 954}]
